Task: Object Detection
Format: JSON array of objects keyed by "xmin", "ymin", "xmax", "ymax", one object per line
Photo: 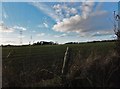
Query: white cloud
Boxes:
[
  {"xmin": 13, "ymin": 26, "xmax": 27, "ymax": 31},
  {"xmin": 17, "ymin": 35, "xmax": 25, "ymax": 38},
  {"xmin": 54, "ymin": 33, "xmax": 67, "ymax": 38},
  {"xmin": 53, "ymin": 4, "xmax": 61, "ymax": 10},
  {"xmin": 38, "ymin": 23, "xmax": 49, "ymax": 29},
  {"xmin": 43, "ymin": 23, "xmax": 48, "ymax": 28},
  {"xmin": 81, "ymin": 0, "xmax": 94, "ymax": 19},
  {"xmin": 92, "ymin": 31, "xmax": 113, "ymax": 37},
  {"xmin": 53, "ymin": 2, "xmax": 113, "ymax": 37},
  {"xmin": 0, "ymin": 23, "xmax": 27, "ymax": 33},
  {"xmin": 36, "ymin": 33, "xmax": 45, "ymax": 37},
  {"xmin": 3, "ymin": 11, "xmax": 8, "ymax": 19},
  {"xmin": 3, "ymin": 7, "xmax": 8, "ymax": 19},
  {"xmin": 30, "ymin": 2, "xmax": 114, "ymax": 38},
  {"xmin": 53, "ymin": 15, "xmax": 82, "ymax": 33},
  {"xmin": 71, "ymin": 8, "xmax": 78, "ymax": 14},
  {"xmin": 3, "ymin": 41, "xmax": 16, "ymax": 44},
  {"xmin": 53, "ymin": 4, "xmax": 63, "ymax": 20},
  {"xmin": 53, "ymin": 4, "xmax": 78, "ymax": 19},
  {"xmin": 30, "ymin": 2, "xmax": 60, "ymax": 22},
  {"xmin": 0, "ymin": 23, "xmax": 14, "ymax": 33},
  {"xmin": 53, "ymin": 11, "xmax": 111, "ymax": 35}
]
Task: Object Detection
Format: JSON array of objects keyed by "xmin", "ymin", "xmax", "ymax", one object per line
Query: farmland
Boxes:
[{"xmin": 2, "ymin": 41, "xmax": 120, "ymax": 87}]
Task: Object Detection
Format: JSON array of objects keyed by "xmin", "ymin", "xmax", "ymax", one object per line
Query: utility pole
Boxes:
[
  {"xmin": 30, "ymin": 35, "xmax": 32, "ymax": 45},
  {"xmin": 20, "ymin": 30, "xmax": 23, "ymax": 45}
]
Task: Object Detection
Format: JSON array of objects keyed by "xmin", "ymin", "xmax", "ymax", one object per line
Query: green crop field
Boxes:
[{"xmin": 2, "ymin": 41, "xmax": 120, "ymax": 87}]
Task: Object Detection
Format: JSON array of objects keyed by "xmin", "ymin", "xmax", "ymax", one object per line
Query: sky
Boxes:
[{"xmin": 0, "ymin": 1, "xmax": 118, "ymax": 45}]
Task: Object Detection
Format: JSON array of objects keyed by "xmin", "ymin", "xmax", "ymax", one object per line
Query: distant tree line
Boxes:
[
  {"xmin": 33, "ymin": 41, "xmax": 58, "ymax": 45},
  {"xmin": 0, "ymin": 41, "xmax": 58, "ymax": 47},
  {"xmin": 87, "ymin": 40, "xmax": 117, "ymax": 43},
  {"xmin": 65, "ymin": 42, "xmax": 80, "ymax": 44},
  {"xmin": 65, "ymin": 40, "xmax": 116, "ymax": 44},
  {"xmin": 1, "ymin": 40, "xmax": 117, "ymax": 47}
]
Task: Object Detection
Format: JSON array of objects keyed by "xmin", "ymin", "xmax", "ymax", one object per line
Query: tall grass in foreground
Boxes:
[{"xmin": 66, "ymin": 42, "xmax": 120, "ymax": 87}]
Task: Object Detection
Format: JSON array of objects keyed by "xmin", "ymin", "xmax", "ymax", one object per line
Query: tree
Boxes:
[{"xmin": 114, "ymin": 11, "xmax": 120, "ymax": 56}]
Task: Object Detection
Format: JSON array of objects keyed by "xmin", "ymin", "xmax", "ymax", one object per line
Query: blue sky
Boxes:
[{"xmin": 0, "ymin": 1, "xmax": 118, "ymax": 45}]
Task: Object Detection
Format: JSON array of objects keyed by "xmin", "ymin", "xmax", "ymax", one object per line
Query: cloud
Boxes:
[
  {"xmin": 54, "ymin": 33, "xmax": 67, "ymax": 38},
  {"xmin": 30, "ymin": 2, "xmax": 60, "ymax": 22},
  {"xmin": 0, "ymin": 22, "xmax": 27, "ymax": 33},
  {"xmin": 3, "ymin": 11, "xmax": 8, "ymax": 19},
  {"xmin": 81, "ymin": 0, "xmax": 94, "ymax": 19},
  {"xmin": 13, "ymin": 26, "xmax": 27, "ymax": 31},
  {"xmin": 53, "ymin": 4, "xmax": 78, "ymax": 19},
  {"xmin": 53, "ymin": 11, "xmax": 110, "ymax": 35},
  {"xmin": 53, "ymin": 2, "xmax": 113, "ymax": 37},
  {"xmin": 38, "ymin": 23, "xmax": 49, "ymax": 29},
  {"xmin": 3, "ymin": 7, "xmax": 8, "ymax": 19},
  {"xmin": 17, "ymin": 35, "xmax": 25, "ymax": 38},
  {"xmin": 54, "ymin": 33, "xmax": 78, "ymax": 38},
  {"xmin": 36, "ymin": 33, "xmax": 45, "ymax": 37},
  {"xmin": 0, "ymin": 23, "xmax": 14, "ymax": 33},
  {"xmin": 3, "ymin": 41, "xmax": 16, "ymax": 44},
  {"xmin": 43, "ymin": 23, "xmax": 48, "ymax": 28},
  {"xmin": 70, "ymin": 8, "xmax": 78, "ymax": 14},
  {"xmin": 92, "ymin": 31, "xmax": 113, "ymax": 37},
  {"xmin": 53, "ymin": 15, "xmax": 81, "ymax": 33},
  {"xmin": 53, "ymin": 4, "xmax": 64, "ymax": 20}
]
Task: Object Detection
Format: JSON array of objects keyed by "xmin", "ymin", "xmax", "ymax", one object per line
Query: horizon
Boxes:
[
  {"xmin": 0, "ymin": 1, "xmax": 118, "ymax": 45},
  {"xmin": 0, "ymin": 39, "xmax": 116, "ymax": 46}
]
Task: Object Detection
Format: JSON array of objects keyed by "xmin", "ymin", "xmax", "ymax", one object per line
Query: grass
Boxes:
[{"xmin": 2, "ymin": 41, "xmax": 120, "ymax": 87}]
